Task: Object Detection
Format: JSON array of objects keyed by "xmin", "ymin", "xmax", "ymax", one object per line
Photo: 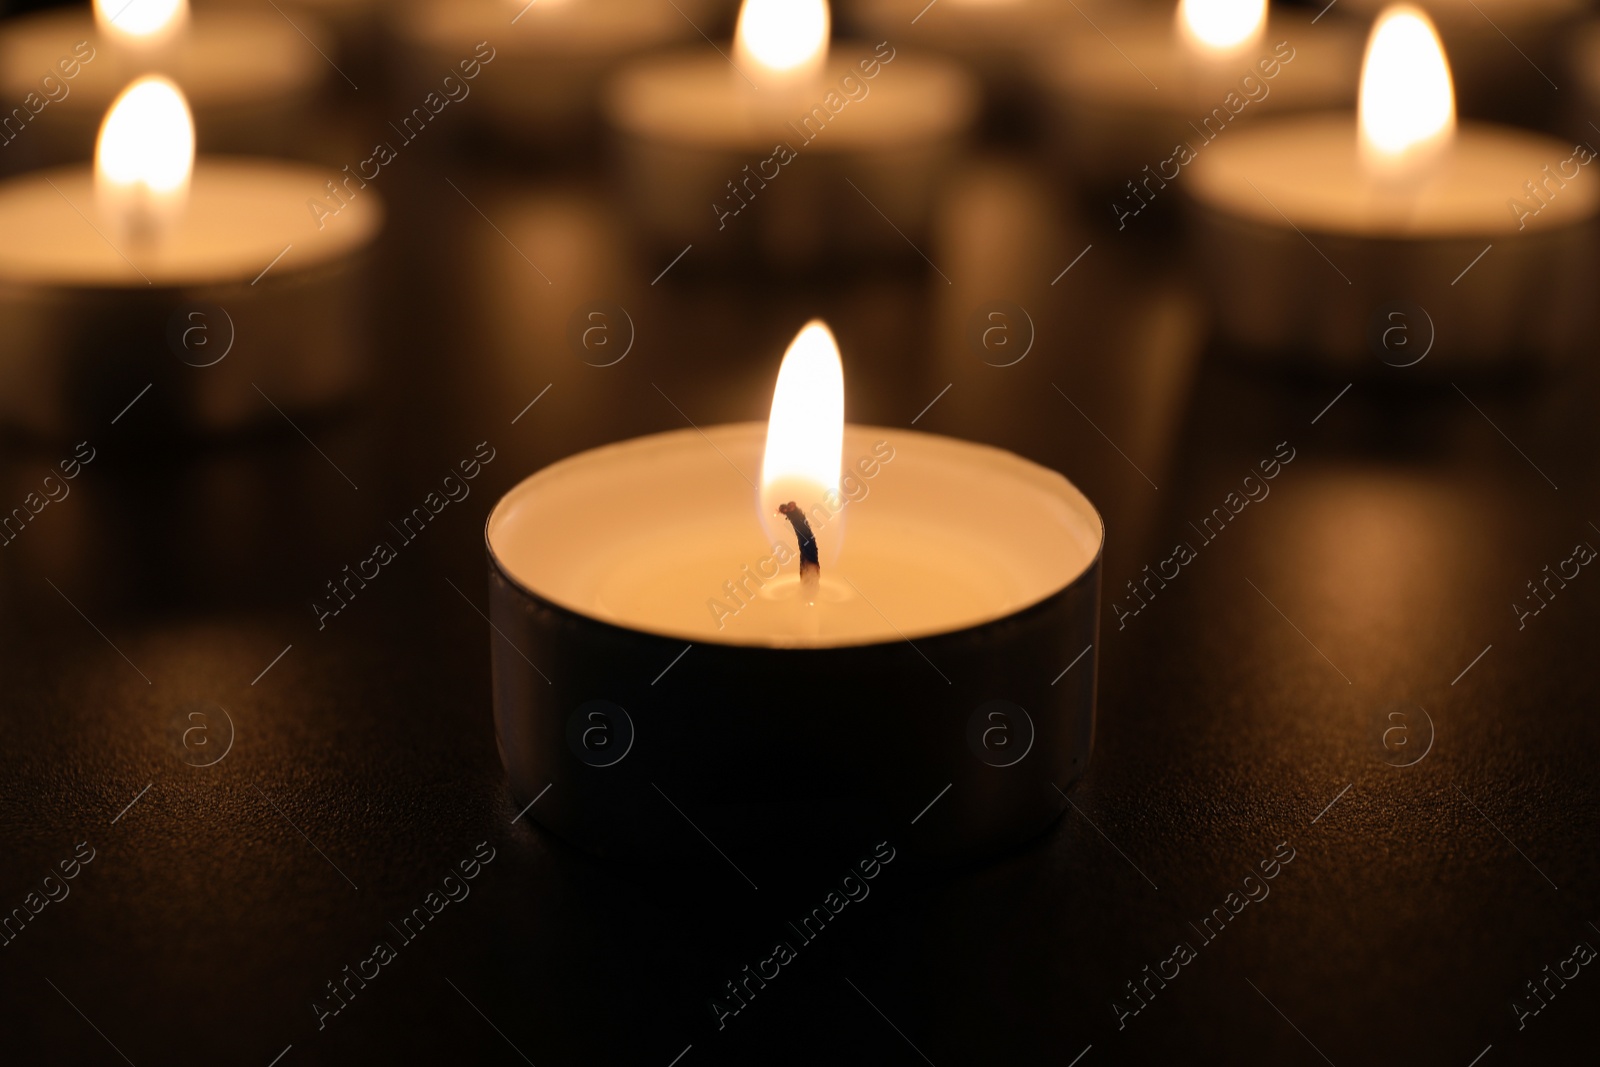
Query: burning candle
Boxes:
[
  {"xmin": 1037, "ymin": 0, "xmax": 1362, "ymax": 195},
  {"xmin": 1185, "ymin": 4, "xmax": 1599, "ymax": 371},
  {"xmin": 95, "ymin": 0, "xmax": 189, "ymax": 53},
  {"xmin": 1338, "ymin": 0, "xmax": 1583, "ymax": 118},
  {"xmin": 0, "ymin": 0, "xmax": 326, "ymax": 167},
  {"xmin": 486, "ymin": 321, "xmax": 1103, "ymax": 862},
  {"xmin": 94, "ymin": 75, "xmax": 194, "ymax": 246},
  {"xmin": 602, "ymin": 0, "xmax": 977, "ymax": 269},
  {"xmin": 0, "ymin": 77, "xmax": 382, "ymax": 438},
  {"xmin": 1176, "ymin": 0, "xmax": 1266, "ymax": 55},
  {"xmin": 389, "ymin": 0, "xmax": 717, "ymax": 149},
  {"xmin": 735, "ymin": 0, "xmax": 830, "ymax": 90}
]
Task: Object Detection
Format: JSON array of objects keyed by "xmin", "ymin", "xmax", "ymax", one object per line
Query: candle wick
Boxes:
[{"xmin": 777, "ymin": 501, "xmax": 820, "ymax": 603}]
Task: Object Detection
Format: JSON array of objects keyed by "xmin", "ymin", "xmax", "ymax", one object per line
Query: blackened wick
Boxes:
[{"xmin": 777, "ymin": 501, "xmax": 821, "ymax": 584}]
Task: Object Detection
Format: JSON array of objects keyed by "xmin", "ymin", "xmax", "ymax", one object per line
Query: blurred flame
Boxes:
[
  {"xmin": 1177, "ymin": 0, "xmax": 1266, "ymax": 55},
  {"xmin": 761, "ymin": 320, "xmax": 844, "ymax": 551},
  {"xmin": 96, "ymin": 76, "xmax": 194, "ymax": 243},
  {"xmin": 734, "ymin": 0, "xmax": 830, "ymax": 86},
  {"xmin": 1359, "ymin": 5, "xmax": 1456, "ymax": 176},
  {"xmin": 94, "ymin": 0, "xmax": 189, "ymax": 49}
]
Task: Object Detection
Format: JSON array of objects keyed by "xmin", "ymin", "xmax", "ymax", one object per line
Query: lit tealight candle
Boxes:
[
  {"xmin": 1186, "ymin": 4, "xmax": 1600, "ymax": 370},
  {"xmin": 389, "ymin": 0, "xmax": 716, "ymax": 149},
  {"xmin": 0, "ymin": 0, "xmax": 325, "ymax": 165},
  {"xmin": 0, "ymin": 79, "xmax": 382, "ymax": 438},
  {"xmin": 1037, "ymin": 0, "xmax": 1362, "ymax": 194},
  {"xmin": 603, "ymin": 0, "xmax": 977, "ymax": 268},
  {"xmin": 485, "ymin": 320, "xmax": 1103, "ymax": 862}
]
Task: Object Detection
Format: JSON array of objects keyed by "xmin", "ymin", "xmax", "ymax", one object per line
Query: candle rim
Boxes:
[
  {"xmin": 602, "ymin": 47, "xmax": 978, "ymax": 150},
  {"xmin": 0, "ymin": 160, "xmax": 384, "ymax": 288},
  {"xmin": 485, "ymin": 422, "xmax": 1104, "ymax": 651},
  {"xmin": 1187, "ymin": 113, "xmax": 1600, "ymax": 237}
]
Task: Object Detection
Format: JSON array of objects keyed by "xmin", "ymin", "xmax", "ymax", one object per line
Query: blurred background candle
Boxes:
[
  {"xmin": 603, "ymin": 0, "xmax": 977, "ymax": 271},
  {"xmin": 0, "ymin": 0, "xmax": 326, "ymax": 170},
  {"xmin": 0, "ymin": 76, "xmax": 382, "ymax": 439},
  {"xmin": 1185, "ymin": 4, "xmax": 1598, "ymax": 371},
  {"xmin": 389, "ymin": 0, "xmax": 717, "ymax": 153},
  {"xmin": 1037, "ymin": 0, "xmax": 1362, "ymax": 197}
]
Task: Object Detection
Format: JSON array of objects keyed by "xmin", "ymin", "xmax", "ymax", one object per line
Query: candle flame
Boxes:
[
  {"xmin": 96, "ymin": 76, "xmax": 194, "ymax": 245},
  {"xmin": 734, "ymin": 0, "xmax": 830, "ymax": 86},
  {"xmin": 761, "ymin": 320, "xmax": 844, "ymax": 556},
  {"xmin": 1177, "ymin": 0, "xmax": 1266, "ymax": 56},
  {"xmin": 1359, "ymin": 4, "xmax": 1456, "ymax": 176},
  {"xmin": 94, "ymin": 0, "xmax": 189, "ymax": 49}
]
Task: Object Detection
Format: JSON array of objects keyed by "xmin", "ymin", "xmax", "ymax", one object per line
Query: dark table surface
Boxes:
[{"xmin": 4, "ymin": 8, "xmax": 1600, "ymax": 1065}]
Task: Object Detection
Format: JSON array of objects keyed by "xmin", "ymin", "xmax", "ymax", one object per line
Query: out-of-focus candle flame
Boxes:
[
  {"xmin": 504, "ymin": 0, "xmax": 571, "ymax": 14},
  {"xmin": 1177, "ymin": 0, "xmax": 1266, "ymax": 56},
  {"xmin": 94, "ymin": 0, "xmax": 189, "ymax": 50},
  {"xmin": 761, "ymin": 320, "xmax": 844, "ymax": 560},
  {"xmin": 734, "ymin": 0, "xmax": 830, "ymax": 87},
  {"xmin": 1359, "ymin": 4, "xmax": 1456, "ymax": 177},
  {"xmin": 96, "ymin": 76, "xmax": 194, "ymax": 244}
]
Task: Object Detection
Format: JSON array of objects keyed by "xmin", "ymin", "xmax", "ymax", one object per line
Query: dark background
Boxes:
[{"xmin": 2, "ymin": 0, "xmax": 1599, "ymax": 1064}]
